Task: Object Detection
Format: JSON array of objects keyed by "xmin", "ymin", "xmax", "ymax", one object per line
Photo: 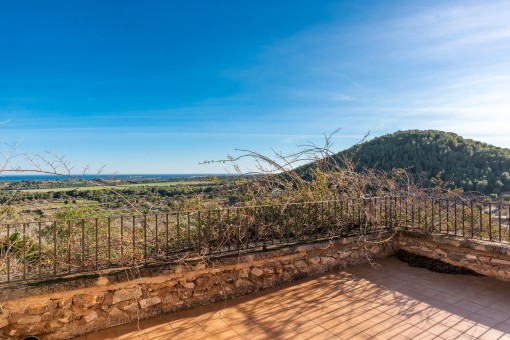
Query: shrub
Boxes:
[{"xmin": 0, "ymin": 231, "xmax": 39, "ymax": 262}]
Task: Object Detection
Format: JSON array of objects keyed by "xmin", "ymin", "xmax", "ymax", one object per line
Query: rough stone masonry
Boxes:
[
  {"xmin": 3, "ymin": 229, "xmax": 510, "ymax": 339},
  {"xmin": 0, "ymin": 232, "xmax": 394, "ymax": 339}
]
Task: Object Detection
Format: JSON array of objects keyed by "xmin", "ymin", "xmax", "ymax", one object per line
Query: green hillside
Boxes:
[{"xmin": 339, "ymin": 130, "xmax": 510, "ymax": 194}]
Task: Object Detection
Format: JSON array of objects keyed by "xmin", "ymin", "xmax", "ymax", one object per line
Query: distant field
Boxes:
[{"xmin": 21, "ymin": 181, "xmax": 206, "ymax": 193}]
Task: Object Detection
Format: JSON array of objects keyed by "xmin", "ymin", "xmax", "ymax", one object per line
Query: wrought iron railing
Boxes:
[{"xmin": 0, "ymin": 196, "xmax": 508, "ymax": 284}]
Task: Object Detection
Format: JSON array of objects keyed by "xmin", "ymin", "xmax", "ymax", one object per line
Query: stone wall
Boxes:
[
  {"xmin": 0, "ymin": 232, "xmax": 395, "ymax": 339},
  {"xmin": 398, "ymin": 230, "xmax": 510, "ymax": 281},
  {"xmin": 4, "ymin": 229, "xmax": 510, "ymax": 339}
]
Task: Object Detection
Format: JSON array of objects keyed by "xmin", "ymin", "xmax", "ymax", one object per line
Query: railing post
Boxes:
[
  {"xmin": 7, "ymin": 224, "xmax": 10, "ymax": 282},
  {"xmin": 208, "ymin": 210, "xmax": 212, "ymax": 255},
  {"xmin": 237, "ymin": 208, "xmax": 241, "ymax": 251},
  {"xmin": 454, "ymin": 200, "xmax": 457, "ymax": 236},
  {"xmin": 307, "ymin": 203, "xmax": 312, "ymax": 240},
  {"xmin": 108, "ymin": 217, "xmax": 111, "ymax": 266},
  {"xmin": 384, "ymin": 197, "xmax": 387, "ymax": 228},
  {"xmin": 411, "ymin": 198, "xmax": 415, "ymax": 228},
  {"xmin": 38, "ymin": 222, "xmax": 42, "ymax": 278},
  {"xmin": 227, "ymin": 208, "xmax": 232, "ymax": 250},
  {"xmin": 334, "ymin": 201, "xmax": 338, "ymax": 232},
  {"xmin": 479, "ymin": 205, "xmax": 483, "ymax": 240},
  {"xmin": 177, "ymin": 213, "xmax": 181, "ymax": 252},
  {"xmin": 462, "ymin": 201, "xmax": 466, "ymax": 237},
  {"xmin": 54, "ymin": 221, "xmax": 58, "ymax": 275},
  {"xmin": 488, "ymin": 203, "xmax": 492, "ymax": 241},
  {"xmin": 431, "ymin": 198, "xmax": 435, "ymax": 233},
  {"xmin": 418, "ymin": 204, "xmax": 421, "ymax": 229},
  {"xmin": 143, "ymin": 215, "xmax": 147, "ymax": 262},
  {"xmin": 216, "ymin": 209, "xmax": 220, "ymax": 253},
  {"xmin": 471, "ymin": 201, "xmax": 474, "ymax": 238},
  {"xmin": 95, "ymin": 219, "xmax": 98, "ymax": 270},
  {"xmin": 358, "ymin": 199, "xmax": 362, "ymax": 228},
  {"xmin": 155, "ymin": 214, "xmax": 159, "ymax": 258},
  {"xmin": 23, "ymin": 223, "xmax": 27, "ymax": 280},
  {"xmin": 132, "ymin": 216, "xmax": 136, "ymax": 260},
  {"xmin": 120, "ymin": 217, "xmax": 124, "ymax": 259},
  {"xmin": 165, "ymin": 213, "xmax": 169, "ymax": 257},
  {"xmin": 446, "ymin": 199, "xmax": 450, "ymax": 235},
  {"xmin": 438, "ymin": 199, "xmax": 442, "ymax": 233},
  {"xmin": 67, "ymin": 220, "xmax": 71, "ymax": 274},
  {"xmin": 198, "ymin": 211, "xmax": 202, "ymax": 253},
  {"xmin": 352, "ymin": 199, "xmax": 356, "ymax": 228},
  {"xmin": 318, "ymin": 202, "xmax": 323, "ymax": 240},
  {"xmin": 187, "ymin": 212, "xmax": 191, "ymax": 250},
  {"xmin": 262, "ymin": 207, "xmax": 267, "ymax": 251},
  {"xmin": 301, "ymin": 203, "xmax": 305, "ymax": 242},
  {"xmin": 498, "ymin": 204, "xmax": 502, "ymax": 242}
]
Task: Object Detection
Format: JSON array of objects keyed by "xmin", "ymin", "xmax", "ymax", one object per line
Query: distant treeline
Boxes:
[
  {"xmin": 0, "ymin": 182, "xmax": 233, "ymax": 211},
  {"xmin": 0, "ymin": 176, "xmax": 212, "ymax": 191}
]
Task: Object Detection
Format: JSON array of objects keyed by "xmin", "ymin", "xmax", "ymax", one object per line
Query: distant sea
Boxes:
[{"xmin": 0, "ymin": 174, "xmax": 232, "ymax": 181}]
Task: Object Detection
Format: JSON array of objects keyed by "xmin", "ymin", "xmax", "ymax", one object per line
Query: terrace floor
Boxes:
[{"xmin": 77, "ymin": 257, "xmax": 510, "ymax": 339}]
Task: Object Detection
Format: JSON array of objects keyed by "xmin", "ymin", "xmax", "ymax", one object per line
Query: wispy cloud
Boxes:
[
  {"xmin": 3, "ymin": 1, "xmax": 510, "ymax": 173},
  {"xmin": 224, "ymin": 1, "xmax": 510, "ymax": 147}
]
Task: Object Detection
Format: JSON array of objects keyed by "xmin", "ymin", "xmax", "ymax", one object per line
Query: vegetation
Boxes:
[
  {"xmin": 0, "ymin": 178, "xmax": 233, "ymax": 220},
  {"xmin": 4, "ymin": 129, "xmax": 507, "ymax": 221},
  {"xmin": 18, "ymin": 181, "xmax": 206, "ymax": 193},
  {"xmin": 214, "ymin": 130, "xmax": 430, "ymax": 207},
  {"xmin": 0, "ymin": 175, "xmax": 207, "ymax": 191},
  {"xmin": 335, "ymin": 130, "xmax": 510, "ymax": 195},
  {"xmin": 2, "ymin": 129, "xmax": 507, "ymax": 284}
]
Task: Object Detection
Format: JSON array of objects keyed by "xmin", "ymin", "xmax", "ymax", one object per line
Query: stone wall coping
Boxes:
[{"xmin": 401, "ymin": 229, "xmax": 510, "ymax": 256}]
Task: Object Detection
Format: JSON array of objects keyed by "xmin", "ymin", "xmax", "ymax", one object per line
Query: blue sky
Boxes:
[{"xmin": 1, "ymin": 1, "xmax": 509, "ymax": 174}]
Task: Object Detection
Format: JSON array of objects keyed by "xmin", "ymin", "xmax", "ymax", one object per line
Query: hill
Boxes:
[{"xmin": 339, "ymin": 130, "xmax": 510, "ymax": 195}]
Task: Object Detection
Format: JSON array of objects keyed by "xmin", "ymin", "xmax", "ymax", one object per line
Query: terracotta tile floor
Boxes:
[{"xmin": 77, "ymin": 257, "xmax": 510, "ymax": 339}]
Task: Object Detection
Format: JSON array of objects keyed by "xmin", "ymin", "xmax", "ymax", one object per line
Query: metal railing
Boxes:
[
  {"xmin": 403, "ymin": 197, "xmax": 510, "ymax": 241},
  {"xmin": 0, "ymin": 196, "xmax": 509, "ymax": 285}
]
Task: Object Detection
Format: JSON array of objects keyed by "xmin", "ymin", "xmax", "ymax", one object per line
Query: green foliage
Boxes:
[
  {"xmin": 337, "ymin": 130, "xmax": 510, "ymax": 195},
  {"xmin": 42, "ymin": 207, "xmax": 96, "ymax": 241},
  {"xmin": 53, "ymin": 206, "xmax": 93, "ymax": 220},
  {"xmin": 0, "ymin": 206, "xmax": 23, "ymax": 224},
  {"xmin": 0, "ymin": 231, "xmax": 39, "ymax": 262},
  {"xmin": 41, "ymin": 207, "xmax": 115, "ymax": 261},
  {"xmin": 0, "ymin": 179, "xmax": 229, "ymax": 218}
]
